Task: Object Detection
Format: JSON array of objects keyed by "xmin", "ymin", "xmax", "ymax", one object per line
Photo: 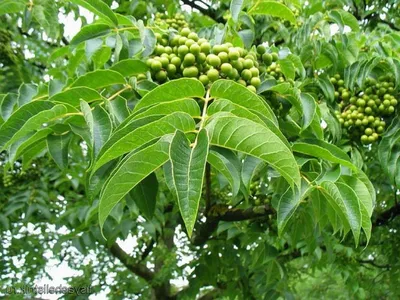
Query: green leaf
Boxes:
[
  {"xmin": 170, "ymin": 129, "xmax": 209, "ymax": 237},
  {"xmin": 378, "ymin": 117, "xmax": 400, "ymax": 188},
  {"xmin": 207, "ymin": 99, "xmax": 290, "ymax": 149},
  {"xmin": 0, "ymin": 102, "xmax": 75, "ymax": 150},
  {"xmin": 127, "ymin": 173, "xmax": 158, "ymax": 220},
  {"xmin": 300, "ymin": 93, "xmax": 316, "ymax": 131},
  {"xmin": 47, "ymin": 132, "xmax": 73, "ymax": 170},
  {"xmin": 210, "ymin": 80, "xmax": 278, "ymax": 126},
  {"xmin": 110, "ymin": 59, "xmax": 149, "ymax": 77},
  {"xmin": 138, "ymin": 20, "xmax": 155, "ymax": 57},
  {"xmin": 99, "ymin": 136, "xmax": 171, "ymax": 231},
  {"xmin": 9, "ymin": 128, "xmax": 52, "ymax": 163},
  {"xmin": 249, "ymin": 1, "xmax": 296, "ymax": 23},
  {"xmin": 70, "ymin": 70, "xmax": 126, "ymax": 90},
  {"xmin": 132, "ymin": 98, "xmax": 201, "ymax": 121},
  {"xmin": 50, "ymin": 87, "xmax": 103, "ymax": 106},
  {"xmin": 0, "ymin": 0, "xmax": 26, "ymax": 15},
  {"xmin": 70, "ymin": 24, "xmax": 111, "ymax": 47},
  {"xmin": 17, "ymin": 84, "xmax": 37, "ymax": 107},
  {"xmin": 92, "ymin": 112, "xmax": 196, "ymax": 173},
  {"xmin": 70, "ymin": 0, "xmax": 118, "ymax": 26},
  {"xmin": 206, "ymin": 114, "xmax": 301, "ymax": 189},
  {"xmin": 328, "ymin": 9, "xmax": 359, "ymax": 32},
  {"xmin": 208, "ymin": 148, "xmax": 241, "ymax": 197},
  {"xmin": 320, "ymin": 181, "xmax": 362, "ymax": 245},
  {"xmin": 133, "ymin": 78, "xmax": 205, "ymax": 112},
  {"xmin": 241, "ymin": 155, "xmax": 265, "ymax": 193},
  {"xmin": 292, "ymin": 139, "xmax": 357, "ymax": 171},
  {"xmin": 230, "ymin": 0, "xmax": 244, "ymax": 22},
  {"xmin": 22, "ymin": 139, "xmax": 47, "ymax": 169},
  {"xmin": 1, "ymin": 93, "xmax": 18, "ymax": 121},
  {"xmin": 279, "ymin": 58, "xmax": 295, "ymax": 80},
  {"xmin": 80, "ymin": 101, "xmax": 112, "ymax": 158},
  {"xmin": 338, "ymin": 175, "xmax": 373, "ymax": 244},
  {"xmin": 105, "ymin": 96, "xmax": 129, "ymax": 125},
  {"xmin": 277, "ymin": 181, "xmax": 312, "ymax": 235}
]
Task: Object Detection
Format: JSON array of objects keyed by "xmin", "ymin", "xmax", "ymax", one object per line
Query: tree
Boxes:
[{"xmin": 0, "ymin": 0, "xmax": 400, "ymax": 298}]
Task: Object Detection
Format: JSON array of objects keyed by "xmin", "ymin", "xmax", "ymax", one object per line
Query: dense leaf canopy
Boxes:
[{"xmin": 0, "ymin": 0, "xmax": 400, "ymax": 299}]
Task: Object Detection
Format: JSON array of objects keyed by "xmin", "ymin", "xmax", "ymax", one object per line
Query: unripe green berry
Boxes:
[
  {"xmin": 218, "ymin": 52, "xmax": 229, "ymax": 63},
  {"xmin": 229, "ymin": 49, "xmax": 240, "ymax": 60},
  {"xmin": 243, "ymin": 59, "xmax": 254, "ymax": 69},
  {"xmin": 190, "ymin": 43, "xmax": 201, "ymax": 55},
  {"xmin": 180, "ymin": 27, "xmax": 191, "ymax": 37},
  {"xmin": 257, "ymin": 45, "xmax": 266, "ymax": 54},
  {"xmin": 207, "ymin": 68, "xmax": 219, "ymax": 82},
  {"xmin": 166, "ymin": 64, "xmax": 177, "ymax": 76},
  {"xmin": 155, "ymin": 70, "xmax": 167, "ymax": 82},
  {"xmin": 200, "ymin": 42, "xmax": 211, "ymax": 54},
  {"xmin": 184, "ymin": 53, "xmax": 196, "ymax": 66},
  {"xmin": 199, "ymin": 74, "xmax": 209, "ymax": 86},
  {"xmin": 247, "ymin": 85, "xmax": 257, "ymax": 93},
  {"xmin": 221, "ymin": 63, "xmax": 233, "ymax": 75},
  {"xmin": 241, "ymin": 69, "xmax": 252, "ymax": 81},
  {"xmin": 171, "ymin": 56, "xmax": 181, "ymax": 67},
  {"xmin": 151, "ymin": 60, "xmax": 162, "ymax": 72},
  {"xmin": 207, "ymin": 54, "xmax": 221, "ymax": 67},
  {"xmin": 183, "ymin": 66, "xmax": 199, "ymax": 77},
  {"xmin": 262, "ymin": 53, "xmax": 272, "ymax": 65},
  {"xmin": 250, "ymin": 77, "xmax": 261, "ymax": 88},
  {"xmin": 178, "ymin": 45, "xmax": 189, "ymax": 56}
]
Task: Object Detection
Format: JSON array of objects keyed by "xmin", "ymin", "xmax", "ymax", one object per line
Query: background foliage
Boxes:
[{"xmin": 0, "ymin": 0, "xmax": 400, "ymax": 299}]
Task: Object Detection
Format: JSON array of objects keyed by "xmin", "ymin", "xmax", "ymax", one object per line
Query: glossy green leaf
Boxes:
[
  {"xmin": 277, "ymin": 181, "xmax": 313, "ymax": 235},
  {"xmin": 70, "ymin": 70, "xmax": 126, "ymax": 90},
  {"xmin": 210, "ymin": 80, "xmax": 278, "ymax": 125},
  {"xmin": 230, "ymin": 0, "xmax": 244, "ymax": 22},
  {"xmin": 208, "ymin": 148, "xmax": 241, "ymax": 197},
  {"xmin": 50, "ymin": 87, "xmax": 103, "ymax": 106},
  {"xmin": 70, "ymin": 24, "xmax": 111, "ymax": 47},
  {"xmin": 99, "ymin": 136, "xmax": 171, "ymax": 231},
  {"xmin": 0, "ymin": 0, "xmax": 26, "ymax": 15},
  {"xmin": 110, "ymin": 59, "xmax": 149, "ymax": 77},
  {"xmin": 133, "ymin": 78, "xmax": 205, "ymax": 112},
  {"xmin": 207, "ymin": 99, "xmax": 290, "ymax": 149},
  {"xmin": 292, "ymin": 139, "xmax": 357, "ymax": 171},
  {"xmin": 300, "ymin": 93, "xmax": 316, "ymax": 130},
  {"xmin": 249, "ymin": 1, "xmax": 296, "ymax": 23},
  {"xmin": 80, "ymin": 101, "xmax": 112, "ymax": 158},
  {"xmin": 206, "ymin": 114, "xmax": 301, "ymax": 189},
  {"xmin": 9, "ymin": 128, "xmax": 53, "ymax": 163},
  {"xmin": 127, "ymin": 172, "xmax": 158, "ymax": 220},
  {"xmin": 70, "ymin": 0, "xmax": 118, "ymax": 26},
  {"xmin": 47, "ymin": 132, "xmax": 73, "ymax": 170},
  {"xmin": 170, "ymin": 129, "xmax": 209, "ymax": 237},
  {"xmin": 0, "ymin": 101, "xmax": 72, "ymax": 150},
  {"xmin": 132, "ymin": 98, "xmax": 200, "ymax": 121},
  {"xmin": 17, "ymin": 84, "xmax": 37, "ymax": 107},
  {"xmin": 92, "ymin": 112, "xmax": 195, "ymax": 173},
  {"xmin": 320, "ymin": 181, "xmax": 362, "ymax": 245}
]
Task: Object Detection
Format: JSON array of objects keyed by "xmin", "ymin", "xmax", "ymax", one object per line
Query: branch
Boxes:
[
  {"xmin": 180, "ymin": 0, "xmax": 224, "ymax": 23},
  {"xmin": 109, "ymin": 242, "xmax": 154, "ymax": 282},
  {"xmin": 358, "ymin": 259, "xmax": 391, "ymax": 270},
  {"xmin": 140, "ymin": 238, "xmax": 155, "ymax": 261},
  {"xmin": 374, "ymin": 202, "xmax": 400, "ymax": 226},
  {"xmin": 191, "ymin": 204, "xmax": 274, "ymax": 246}
]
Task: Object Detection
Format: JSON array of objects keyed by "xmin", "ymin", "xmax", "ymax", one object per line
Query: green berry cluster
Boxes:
[
  {"xmin": 255, "ymin": 46, "xmax": 285, "ymax": 82},
  {"xmin": 333, "ymin": 74, "xmax": 398, "ymax": 144},
  {"xmin": 154, "ymin": 12, "xmax": 189, "ymax": 31},
  {"xmin": 249, "ymin": 181, "xmax": 272, "ymax": 206},
  {"xmin": 146, "ymin": 28, "xmax": 262, "ymax": 92}
]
